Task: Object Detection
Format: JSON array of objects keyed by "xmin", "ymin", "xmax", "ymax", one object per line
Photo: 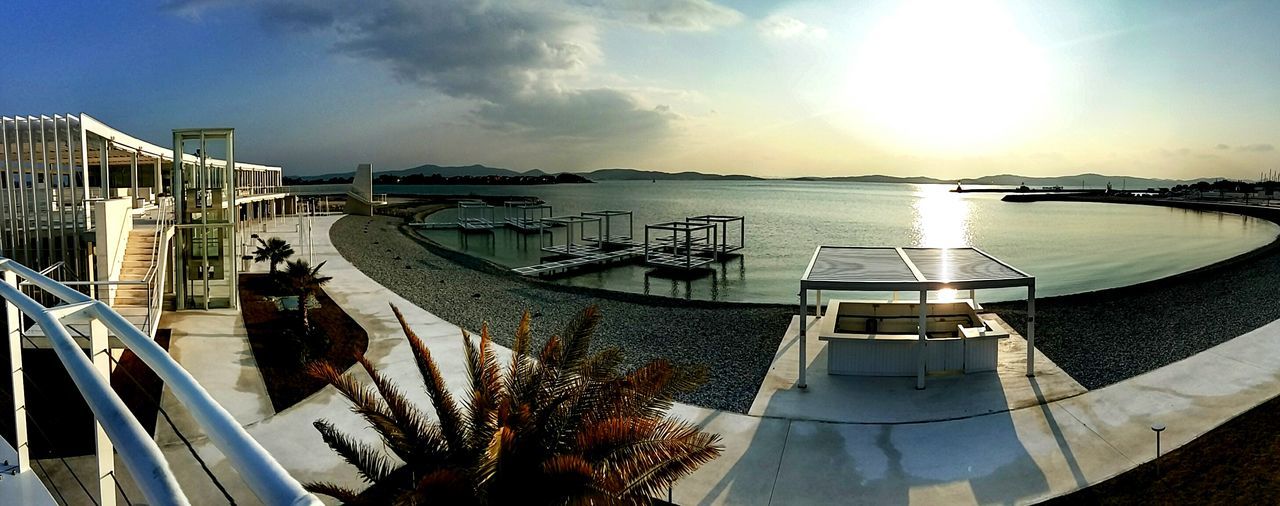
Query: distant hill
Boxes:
[
  {"xmin": 789, "ymin": 174, "xmax": 951, "ymax": 184},
  {"xmin": 586, "ymin": 168, "xmax": 762, "ymax": 181},
  {"xmin": 300, "ymin": 164, "xmax": 530, "ymax": 180},
  {"xmin": 292, "ymin": 164, "xmax": 1225, "ymax": 189},
  {"xmin": 955, "ymin": 173, "xmax": 1221, "ymax": 189}
]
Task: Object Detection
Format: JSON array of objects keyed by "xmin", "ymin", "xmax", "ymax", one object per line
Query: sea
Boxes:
[{"xmin": 299, "ymin": 181, "xmax": 1280, "ymax": 304}]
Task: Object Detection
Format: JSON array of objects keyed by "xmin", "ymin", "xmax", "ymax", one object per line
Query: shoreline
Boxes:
[{"xmin": 339, "ymin": 196, "xmax": 1280, "ymax": 399}]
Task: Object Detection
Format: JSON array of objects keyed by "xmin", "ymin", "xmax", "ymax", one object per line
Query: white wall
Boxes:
[{"xmin": 93, "ymin": 198, "xmax": 134, "ymax": 303}]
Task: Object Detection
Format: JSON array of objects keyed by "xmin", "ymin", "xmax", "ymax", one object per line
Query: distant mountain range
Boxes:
[{"xmin": 295, "ymin": 164, "xmax": 1223, "ymax": 189}]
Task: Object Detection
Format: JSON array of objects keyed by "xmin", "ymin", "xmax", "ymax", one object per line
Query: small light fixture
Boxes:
[{"xmin": 1151, "ymin": 422, "xmax": 1166, "ymax": 476}]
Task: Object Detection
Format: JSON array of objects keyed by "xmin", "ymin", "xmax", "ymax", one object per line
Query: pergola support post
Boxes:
[
  {"xmin": 1026, "ymin": 280, "xmax": 1037, "ymax": 377},
  {"xmin": 153, "ymin": 156, "xmax": 162, "ymax": 199},
  {"xmin": 130, "ymin": 150, "xmax": 139, "ymax": 208},
  {"xmin": 798, "ymin": 289, "xmax": 807, "ymax": 389},
  {"xmin": 917, "ymin": 289, "xmax": 927, "ymax": 390}
]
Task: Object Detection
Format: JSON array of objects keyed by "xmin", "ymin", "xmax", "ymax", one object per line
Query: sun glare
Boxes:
[{"xmin": 846, "ymin": 0, "xmax": 1049, "ymax": 152}]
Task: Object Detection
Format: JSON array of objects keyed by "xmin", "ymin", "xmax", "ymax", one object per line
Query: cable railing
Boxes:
[{"xmin": 0, "ymin": 257, "xmax": 321, "ymax": 505}]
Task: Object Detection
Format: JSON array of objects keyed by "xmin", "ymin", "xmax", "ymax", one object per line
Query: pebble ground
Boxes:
[{"xmin": 330, "ymin": 215, "xmax": 793, "ymax": 413}]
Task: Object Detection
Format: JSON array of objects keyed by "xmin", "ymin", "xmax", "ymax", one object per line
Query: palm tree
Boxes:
[
  {"xmin": 253, "ymin": 237, "xmax": 295, "ymax": 274},
  {"xmin": 283, "ymin": 259, "xmax": 332, "ymax": 335},
  {"xmin": 305, "ymin": 304, "xmax": 722, "ymax": 505}
]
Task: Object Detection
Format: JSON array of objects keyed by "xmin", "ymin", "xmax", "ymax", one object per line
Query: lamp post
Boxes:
[{"xmin": 1151, "ymin": 423, "xmax": 1166, "ymax": 477}]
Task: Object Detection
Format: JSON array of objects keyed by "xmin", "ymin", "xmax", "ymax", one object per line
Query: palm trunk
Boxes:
[{"xmin": 300, "ymin": 294, "xmax": 311, "ymax": 334}]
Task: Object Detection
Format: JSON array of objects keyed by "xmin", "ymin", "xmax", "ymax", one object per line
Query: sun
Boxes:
[{"xmin": 845, "ymin": 0, "xmax": 1049, "ymax": 152}]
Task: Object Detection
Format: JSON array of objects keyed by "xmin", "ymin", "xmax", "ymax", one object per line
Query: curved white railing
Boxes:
[{"xmin": 0, "ymin": 257, "xmax": 320, "ymax": 506}]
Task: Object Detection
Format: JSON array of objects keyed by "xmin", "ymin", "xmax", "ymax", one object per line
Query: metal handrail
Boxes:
[
  {"xmin": 140, "ymin": 197, "xmax": 173, "ymax": 334},
  {"xmin": 0, "ymin": 258, "xmax": 320, "ymax": 505},
  {"xmin": 35, "ymin": 261, "xmax": 66, "ymax": 277},
  {"xmin": 0, "ymin": 269, "xmax": 187, "ymax": 505}
]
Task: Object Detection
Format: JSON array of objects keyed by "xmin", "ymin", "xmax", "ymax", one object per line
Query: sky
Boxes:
[{"xmin": 3, "ymin": 0, "xmax": 1279, "ymax": 179}]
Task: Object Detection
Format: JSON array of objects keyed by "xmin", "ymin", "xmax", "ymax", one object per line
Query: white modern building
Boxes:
[
  {"xmin": 0, "ymin": 113, "xmax": 314, "ymax": 505},
  {"xmin": 0, "ymin": 114, "xmax": 296, "ymax": 317}
]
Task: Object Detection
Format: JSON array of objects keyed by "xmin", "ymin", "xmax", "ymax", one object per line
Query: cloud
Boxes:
[
  {"xmin": 574, "ymin": 0, "xmax": 743, "ymax": 31},
  {"xmin": 756, "ymin": 14, "xmax": 828, "ymax": 41},
  {"xmin": 255, "ymin": 0, "xmax": 594, "ymax": 99},
  {"xmin": 186, "ymin": 0, "xmax": 694, "ymax": 147},
  {"xmin": 1236, "ymin": 143, "xmax": 1275, "ymax": 152},
  {"xmin": 163, "ymin": 0, "xmax": 240, "ymax": 20},
  {"xmin": 476, "ymin": 88, "xmax": 675, "ymax": 142}
]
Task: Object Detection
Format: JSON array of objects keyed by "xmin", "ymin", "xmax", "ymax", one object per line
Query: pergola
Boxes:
[
  {"xmin": 798, "ymin": 246, "xmax": 1035, "ymax": 389},
  {"xmin": 644, "ymin": 221, "xmax": 718, "ymax": 269},
  {"xmin": 541, "ymin": 215, "xmax": 602, "ymax": 255},
  {"xmin": 457, "ymin": 201, "xmax": 495, "ymax": 230},
  {"xmin": 581, "ymin": 210, "xmax": 634, "ymax": 244}
]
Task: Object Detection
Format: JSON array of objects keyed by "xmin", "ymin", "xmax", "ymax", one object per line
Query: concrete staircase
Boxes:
[
  {"xmin": 115, "ymin": 230, "xmax": 156, "ymax": 305},
  {"xmin": 111, "ymin": 229, "xmax": 158, "ymax": 331},
  {"xmin": 25, "ymin": 228, "xmax": 157, "ymax": 345}
]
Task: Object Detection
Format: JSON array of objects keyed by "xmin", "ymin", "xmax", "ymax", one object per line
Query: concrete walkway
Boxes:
[{"xmin": 51, "ymin": 214, "xmax": 1280, "ymax": 505}]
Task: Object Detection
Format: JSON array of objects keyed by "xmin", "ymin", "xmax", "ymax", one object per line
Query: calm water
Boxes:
[{"xmin": 353, "ymin": 181, "xmax": 1277, "ymax": 303}]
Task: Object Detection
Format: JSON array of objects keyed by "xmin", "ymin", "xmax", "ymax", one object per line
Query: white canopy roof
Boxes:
[{"xmin": 800, "ymin": 246, "xmax": 1033, "ymax": 291}]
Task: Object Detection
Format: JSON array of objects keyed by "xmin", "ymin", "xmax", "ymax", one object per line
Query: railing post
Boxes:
[
  {"xmin": 4, "ymin": 270, "xmax": 29, "ymax": 472},
  {"xmin": 90, "ymin": 318, "xmax": 117, "ymax": 506}
]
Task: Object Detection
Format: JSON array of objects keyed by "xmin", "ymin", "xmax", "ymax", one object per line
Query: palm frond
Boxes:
[
  {"xmin": 313, "ymin": 419, "xmax": 399, "ymax": 484},
  {"xmin": 305, "ymin": 305, "xmax": 723, "ymax": 505},
  {"xmin": 581, "ymin": 346, "xmax": 625, "ymax": 380},
  {"xmin": 308, "ymin": 361, "xmax": 420, "ymax": 459},
  {"xmin": 389, "ymin": 304, "xmax": 469, "ymax": 460},
  {"xmin": 504, "ymin": 311, "xmax": 537, "ymax": 408},
  {"xmin": 466, "ymin": 323, "xmax": 503, "ymax": 480},
  {"xmin": 535, "ymin": 454, "xmax": 596, "ymax": 504},
  {"xmin": 559, "ymin": 305, "xmax": 602, "ymax": 374},
  {"xmin": 303, "ymin": 481, "xmax": 363, "ymax": 503},
  {"xmin": 309, "ymin": 362, "xmax": 392, "ymax": 420},
  {"xmin": 354, "ymin": 356, "xmax": 447, "ymax": 464},
  {"xmin": 404, "ymin": 469, "xmax": 478, "ymax": 506}
]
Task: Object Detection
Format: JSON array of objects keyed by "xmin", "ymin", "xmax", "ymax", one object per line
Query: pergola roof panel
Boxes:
[
  {"xmin": 805, "ymin": 247, "xmax": 915, "ymax": 283},
  {"xmin": 902, "ymin": 247, "xmax": 1025, "ymax": 283},
  {"xmin": 801, "ymin": 246, "xmax": 1032, "ymax": 290}
]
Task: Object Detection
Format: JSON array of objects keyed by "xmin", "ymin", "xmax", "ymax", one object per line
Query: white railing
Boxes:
[
  {"xmin": 142, "ymin": 196, "xmax": 173, "ymax": 334},
  {"xmin": 0, "ymin": 257, "xmax": 320, "ymax": 506}
]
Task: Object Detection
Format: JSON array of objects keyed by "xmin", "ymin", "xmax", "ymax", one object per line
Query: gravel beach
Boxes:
[
  {"xmin": 332, "ymin": 198, "xmax": 1280, "ymax": 406},
  {"xmin": 330, "ymin": 214, "xmax": 793, "ymax": 412}
]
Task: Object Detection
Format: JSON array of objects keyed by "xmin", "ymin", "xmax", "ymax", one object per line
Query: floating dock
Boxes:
[
  {"xmin": 511, "ymin": 246, "xmax": 644, "ymax": 277},
  {"xmin": 508, "ymin": 209, "xmax": 747, "ymax": 276},
  {"xmin": 505, "ymin": 201, "xmax": 554, "ymax": 232}
]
